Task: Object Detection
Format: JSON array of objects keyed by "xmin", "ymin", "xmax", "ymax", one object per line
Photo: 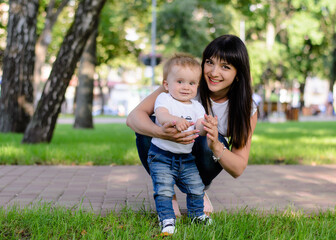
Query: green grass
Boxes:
[
  {"xmin": 1, "ymin": 123, "xmax": 336, "ymax": 239},
  {"xmin": 250, "ymin": 121, "xmax": 336, "ymax": 165},
  {"xmin": 0, "ymin": 124, "xmax": 139, "ymax": 166},
  {"xmin": 0, "ymin": 121, "xmax": 336, "ymax": 165},
  {"xmin": 0, "ymin": 203, "xmax": 335, "ymax": 239}
]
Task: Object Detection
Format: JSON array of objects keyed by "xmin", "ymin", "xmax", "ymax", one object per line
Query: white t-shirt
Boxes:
[
  {"xmin": 210, "ymin": 98, "xmax": 230, "ymax": 136},
  {"xmin": 194, "ymin": 95, "xmax": 257, "ymax": 136},
  {"xmin": 210, "ymin": 98, "xmax": 258, "ymax": 136},
  {"xmin": 151, "ymin": 92, "xmax": 205, "ymax": 154}
]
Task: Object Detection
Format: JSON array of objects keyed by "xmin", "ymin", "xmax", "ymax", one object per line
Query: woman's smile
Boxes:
[{"xmin": 208, "ymin": 76, "xmax": 223, "ymax": 84}]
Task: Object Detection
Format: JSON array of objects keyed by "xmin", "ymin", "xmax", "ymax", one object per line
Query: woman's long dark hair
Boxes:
[{"xmin": 199, "ymin": 34, "xmax": 252, "ymax": 149}]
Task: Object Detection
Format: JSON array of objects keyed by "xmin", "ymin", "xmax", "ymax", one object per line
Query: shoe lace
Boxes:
[
  {"xmin": 198, "ymin": 214, "xmax": 209, "ymax": 221},
  {"xmin": 192, "ymin": 214, "xmax": 212, "ymax": 225}
]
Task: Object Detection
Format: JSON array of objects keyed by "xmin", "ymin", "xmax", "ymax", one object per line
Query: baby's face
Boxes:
[{"xmin": 164, "ymin": 65, "xmax": 201, "ymax": 103}]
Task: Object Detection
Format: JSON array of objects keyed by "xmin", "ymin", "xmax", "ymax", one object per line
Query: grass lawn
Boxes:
[
  {"xmin": 0, "ymin": 203, "xmax": 335, "ymax": 239},
  {"xmin": 1, "ymin": 121, "xmax": 336, "ymax": 165},
  {"xmin": 1, "ymin": 121, "xmax": 336, "ymax": 239},
  {"xmin": 0, "ymin": 123, "xmax": 139, "ymax": 165},
  {"xmin": 250, "ymin": 121, "xmax": 336, "ymax": 165}
]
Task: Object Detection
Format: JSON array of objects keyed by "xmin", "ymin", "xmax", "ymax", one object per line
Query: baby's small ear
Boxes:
[{"xmin": 163, "ymin": 80, "xmax": 169, "ymax": 91}]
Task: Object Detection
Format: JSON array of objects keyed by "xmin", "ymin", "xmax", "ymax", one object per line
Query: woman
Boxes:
[{"xmin": 126, "ymin": 34, "xmax": 258, "ymax": 214}]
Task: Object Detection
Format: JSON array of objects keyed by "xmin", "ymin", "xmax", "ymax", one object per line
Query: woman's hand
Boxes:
[
  {"xmin": 203, "ymin": 114, "xmax": 221, "ymax": 151},
  {"xmin": 159, "ymin": 121, "xmax": 200, "ymax": 145}
]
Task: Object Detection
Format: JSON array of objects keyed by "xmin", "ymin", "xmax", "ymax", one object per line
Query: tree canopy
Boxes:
[{"xmin": 0, "ymin": 0, "xmax": 335, "ymax": 89}]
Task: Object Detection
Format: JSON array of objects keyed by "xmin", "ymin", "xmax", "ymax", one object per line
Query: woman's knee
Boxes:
[
  {"xmin": 135, "ymin": 133, "xmax": 152, "ymax": 174},
  {"xmin": 192, "ymin": 135, "xmax": 227, "ymax": 185},
  {"xmin": 134, "ymin": 116, "xmax": 156, "ymax": 175}
]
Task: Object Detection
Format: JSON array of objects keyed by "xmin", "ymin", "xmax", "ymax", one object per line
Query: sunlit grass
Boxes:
[
  {"xmin": 250, "ymin": 121, "xmax": 336, "ymax": 165},
  {"xmin": 0, "ymin": 203, "xmax": 335, "ymax": 239},
  {"xmin": 0, "ymin": 121, "xmax": 336, "ymax": 165},
  {"xmin": 0, "ymin": 124, "xmax": 139, "ymax": 166}
]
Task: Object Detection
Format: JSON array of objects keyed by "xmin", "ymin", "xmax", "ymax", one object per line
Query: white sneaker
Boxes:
[
  {"xmin": 192, "ymin": 214, "xmax": 213, "ymax": 225},
  {"xmin": 161, "ymin": 218, "xmax": 176, "ymax": 234}
]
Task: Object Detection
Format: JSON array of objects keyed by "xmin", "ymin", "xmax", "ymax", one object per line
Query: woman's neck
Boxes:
[{"xmin": 210, "ymin": 92, "xmax": 228, "ymax": 103}]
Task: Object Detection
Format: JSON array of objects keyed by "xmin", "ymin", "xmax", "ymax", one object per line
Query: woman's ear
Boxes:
[{"xmin": 163, "ymin": 80, "xmax": 169, "ymax": 91}]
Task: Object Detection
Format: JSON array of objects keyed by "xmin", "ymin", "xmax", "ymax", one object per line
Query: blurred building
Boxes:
[{"xmin": 303, "ymin": 77, "xmax": 330, "ymax": 115}]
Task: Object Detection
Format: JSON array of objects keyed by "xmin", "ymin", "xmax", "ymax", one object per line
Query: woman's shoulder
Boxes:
[{"xmin": 251, "ymin": 101, "xmax": 258, "ymax": 116}]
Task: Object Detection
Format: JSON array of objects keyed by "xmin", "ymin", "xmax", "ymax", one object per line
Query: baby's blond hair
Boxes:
[{"xmin": 163, "ymin": 53, "xmax": 201, "ymax": 81}]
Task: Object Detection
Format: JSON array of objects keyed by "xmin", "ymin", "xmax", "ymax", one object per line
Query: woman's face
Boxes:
[{"xmin": 203, "ymin": 57, "xmax": 237, "ymax": 98}]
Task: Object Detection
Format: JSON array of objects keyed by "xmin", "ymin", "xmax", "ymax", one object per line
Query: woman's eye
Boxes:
[{"xmin": 205, "ymin": 59, "xmax": 213, "ymax": 64}]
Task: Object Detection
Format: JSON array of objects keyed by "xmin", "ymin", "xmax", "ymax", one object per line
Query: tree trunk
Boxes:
[
  {"xmin": 34, "ymin": 0, "xmax": 70, "ymax": 104},
  {"xmin": 73, "ymin": 25, "xmax": 98, "ymax": 129},
  {"xmin": 0, "ymin": 0, "xmax": 38, "ymax": 133},
  {"xmin": 98, "ymin": 75, "xmax": 105, "ymax": 115},
  {"xmin": 22, "ymin": 0, "xmax": 107, "ymax": 143},
  {"xmin": 331, "ymin": 32, "xmax": 336, "ymax": 91}
]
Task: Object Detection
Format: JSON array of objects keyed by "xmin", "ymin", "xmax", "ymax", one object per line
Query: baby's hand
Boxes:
[{"xmin": 175, "ymin": 118, "xmax": 191, "ymax": 132}]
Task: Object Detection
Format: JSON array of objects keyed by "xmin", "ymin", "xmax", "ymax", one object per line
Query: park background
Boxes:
[
  {"xmin": 0, "ymin": 1, "xmax": 336, "ymax": 239},
  {"xmin": 1, "ymin": 0, "xmax": 336, "ymax": 140},
  {"xmin": 0, "ymin": 0, "xmax": 335, "ymax": 164}
]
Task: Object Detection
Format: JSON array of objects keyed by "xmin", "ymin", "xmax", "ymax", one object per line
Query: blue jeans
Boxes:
[
  {"xmin": 136, "ymin": 116, "xmax": 229, "ymax": 187},
  {"xmin": 148, "ymin": 144, "xmax": 205, "ymax": 220}
]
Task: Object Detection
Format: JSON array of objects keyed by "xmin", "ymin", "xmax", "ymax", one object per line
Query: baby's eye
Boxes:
[
  {"xmin": 190, "ymin": 82, "xmax": 195, "ymax": 85},
  {"xmin": 177, "ymin": 80, "xmax": 182, "ymax": 84}
]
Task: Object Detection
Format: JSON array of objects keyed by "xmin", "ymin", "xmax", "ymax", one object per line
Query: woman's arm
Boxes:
[
  {"xmin": 203, "ymin": 112, "xmax": 258, "ymax": 178},
  {"xmin": 126, "ymin": 86, "xmax": 199, "ymax": 143}
]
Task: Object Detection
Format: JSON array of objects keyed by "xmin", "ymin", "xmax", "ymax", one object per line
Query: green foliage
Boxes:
[
  {"xmin": 2, "ymin": 0, "xmax": 336, "ymax": 89},
  {"xmin": 240, "ymin": 0, "xmax": 336, "ymax": 87},
  {"xmin": 156, "ymin": 0, "xmax": 233, "ymax": 58},
  {"xmin": 287, "ymin": 13, "xmax": 323, "ymax": 48},
  {"xmin": 36, "ymin": 0, "xmax": 74, "ymax": 35},
  {"xmin": 0, "ymin": 203, "xmax": 335, "ymax": 239},
  {"xmin": 97, "ymin": 0, "xmax": 152, "ymax": 67},
  {"xmin": 248, "ymin": 41, "xmax": 289, "ymax": 85},
  {"xmin": 284, "ymin": 10, "xmax": 327, "ymax": 82},
  {"xmin": 3, "ymin": 0, "xmax": 336, "ymax": 89},
  {"xmin": 47, "ymin": 2, "xmax": 76, "ymax": 62},
  {"xmin": 0, "ymin": 1, "xmax": 8, "ymax": 66}
]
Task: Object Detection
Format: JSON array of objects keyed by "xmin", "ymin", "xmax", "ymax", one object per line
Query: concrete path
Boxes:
[{"xmin": 0, "ymin": 165, "xmax": 335, "ymax": 215}]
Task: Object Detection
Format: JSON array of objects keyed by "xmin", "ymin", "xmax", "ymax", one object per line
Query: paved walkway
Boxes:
[{"xmin": 0, "ymin": 165, "xmax": 335, "ymax": 215}]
